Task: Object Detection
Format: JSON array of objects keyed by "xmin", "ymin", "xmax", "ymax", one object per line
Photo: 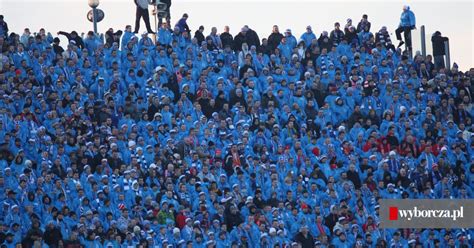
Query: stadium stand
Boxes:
[{"xmin": 0, "ymin": 8, "xmax": 473, "ymax": 248}]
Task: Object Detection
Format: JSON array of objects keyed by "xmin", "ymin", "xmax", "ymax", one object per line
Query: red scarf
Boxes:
[
  {"xmin": 317, "ymin": 223, "xmax": 326, "ymax": 235},
  {"xmin": 232, "ymin": 152, "xmax": 241, "ymax": 166}
]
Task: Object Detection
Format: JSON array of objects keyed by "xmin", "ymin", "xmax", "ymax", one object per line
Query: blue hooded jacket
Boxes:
[{"xmin": 400, "ymin": 6, "xmax": 416, "ymax": 27}]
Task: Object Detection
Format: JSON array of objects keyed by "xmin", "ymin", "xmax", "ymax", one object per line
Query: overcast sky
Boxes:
[{"xmin": 2, "ymin": 0, "xmax": 473, "ymax": 70}]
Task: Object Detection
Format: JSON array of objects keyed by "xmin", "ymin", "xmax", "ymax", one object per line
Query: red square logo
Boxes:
[{"xmin": 389, "ymin": 207, "xmax": 398, "ymax": 220}]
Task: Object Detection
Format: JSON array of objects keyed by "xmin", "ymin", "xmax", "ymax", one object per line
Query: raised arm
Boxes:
[{"xmin": 57, "ymin": 31, "xmax": 72, "ymax": 40}]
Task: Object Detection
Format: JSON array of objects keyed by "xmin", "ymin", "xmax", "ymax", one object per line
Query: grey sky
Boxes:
[{"xmin": 1, "ymin": 0, "xmax": 473, "ymax": 70}]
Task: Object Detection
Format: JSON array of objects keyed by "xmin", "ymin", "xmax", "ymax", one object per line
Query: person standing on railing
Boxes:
[
  {"xmin": 395, "ymin": 5, "xmax": 416, "ymax": 50},
  {"xmin": 431, "ymin": 31, "xmax": 449, "ymax": 69},
  {"xmin": 134, "ymin": 0, "xmax": 155, "ymax": 34}
]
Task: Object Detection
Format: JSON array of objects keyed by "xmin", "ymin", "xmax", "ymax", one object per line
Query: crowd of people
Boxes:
[{"xmin": 0, "ymin": 4, "xmax": 473, "ymax": 248}]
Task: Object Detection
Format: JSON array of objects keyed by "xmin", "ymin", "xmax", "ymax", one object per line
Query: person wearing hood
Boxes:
[
  {"xmin": 331, "ymin": 97, "xmax": 350, "ymax": 125},
  {"xmin": 284, "ymin": 29, "xmax": 297, "ymax": 49},
  {"xmin": 395, "ymin": 5, "xmax": 416, "ymax": 49},
  {"xmin": 300, "ymin": 26, "xmax": 316, "ymax": 48},
  {"xmin": 277, "ymin": 36, "xmax": 292, "ymax": 61}
]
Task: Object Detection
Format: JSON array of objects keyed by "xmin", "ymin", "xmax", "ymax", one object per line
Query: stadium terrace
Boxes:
[{"xmin": 0, "ymin": 7, "xmax": 473, "ymax": 248}]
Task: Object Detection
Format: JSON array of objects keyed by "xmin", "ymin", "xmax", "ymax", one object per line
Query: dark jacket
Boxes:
[
  {"xmin": 220, "ymin": 32, "xmax": 234, "ymax": 48},
  {"xmin": 224, "ymin": 209, "xmax": 243, "ymax": 230},
  {"xmin": 268, "ymin": 32, "xmax": 283, "ymax": 51},
  {"xmin": 294, "ymin": 232, "xmax": 315, "ymax": 248},
  {"xmin": 246, "ymin": 29, "xmax": 260, "ymax": 49},
  {"xmin": 194, "ymin": 30, "xmax": 205, "ymax": 45},
  {"xmin": 258, "ymin": 44, "xmax": 272, "ymax": 56},
  {"xmin": 175, "ymin": 18, "xmax": 190, "ymax": 34},
  {"xmin": 347, "ymin": 170, "xmax": 362, "ymax": 189},
  {"xmin": 105, "ymin": 30, "xmax": 123, "ymax": 47},
  {"xmin": 357, "ymin": 20, "xmax": 371, "ymax": 32},
  {"xmin": 330, "ymin": 29, "xmax": 344, "ymax": 46},
  {"xmin": 344, "ymin": 30, "xmax": 358, "ymax": 44},
  {"xmin": 318, "ymin": 35, "xmax": 332, "ymax": 52},
  {"xmin": 233, "ymin": 32, "xmax": 248, "ymax": 51},
  {"xmin": 53, "ymin": 44, "xmax": 65, "ymax": 55},
  {"xmin": 58, "ymin": 31, "xmax": 85, "ymax": 49},
  {"xmin": 431, "ymin": 32, "xmax": 448, "ymax": 56},
  {"xmin": 0, "ymin": 20, "xmax": 8, "ymax": 38},
  {"xmin": 375, "ymin": 30, "xmax": 392, "ymax": 47},
  {"xmin": 43, "ymin": 226, "xmax": 63, "ymax": 248},
  {"xmin": 108, "ymin": 157, "xmax": 124, "ymax": 171}
]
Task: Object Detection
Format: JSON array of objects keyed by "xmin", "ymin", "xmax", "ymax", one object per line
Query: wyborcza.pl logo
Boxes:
[
  {"xmin": 380, "ymin": 199, "xmax": 474, "ymax": 228},
  {"xmin": 388, "ymin": 206, "xmax": 464, "ymax": 221}
]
